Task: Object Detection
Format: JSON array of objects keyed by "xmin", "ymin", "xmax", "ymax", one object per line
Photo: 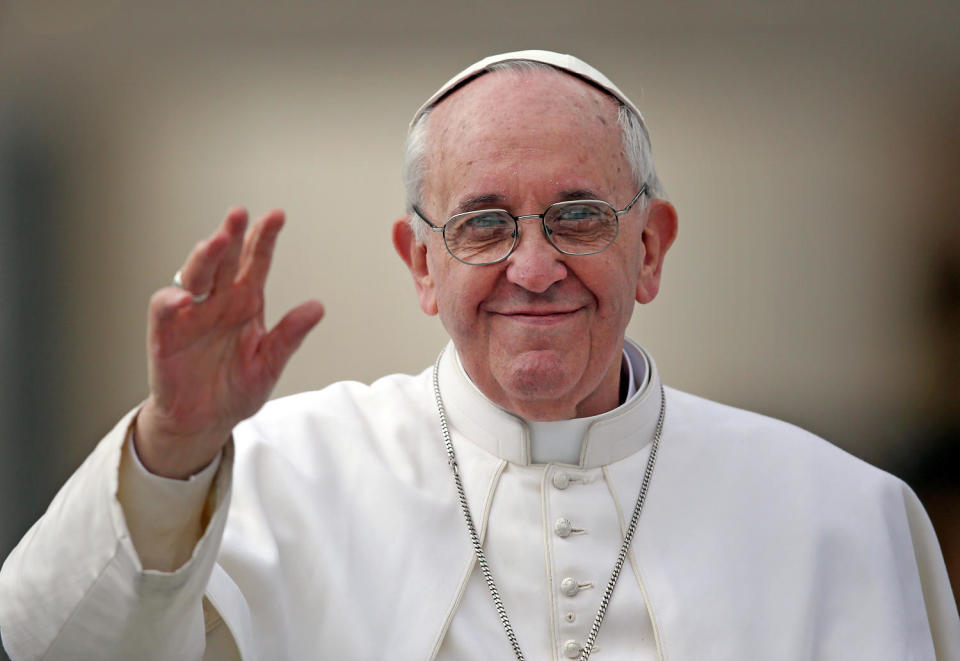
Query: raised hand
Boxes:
[{"xmin": 134, "ymin": 208, "xmax": 325, "ymax": 478}]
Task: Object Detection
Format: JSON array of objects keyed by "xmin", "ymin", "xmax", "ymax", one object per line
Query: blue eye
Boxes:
[
  {"xmin": 555, "ymin": 204, "xmax": 604, "ymax": 222},
  {"xmin": 465, "ymin": 213, "xmax": 511, "ymax": 229}
]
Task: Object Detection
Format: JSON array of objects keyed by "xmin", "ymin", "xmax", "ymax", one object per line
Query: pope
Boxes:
[{"xmin": 1, "ymin": 50, "xmax": 958, "ymax": 661}]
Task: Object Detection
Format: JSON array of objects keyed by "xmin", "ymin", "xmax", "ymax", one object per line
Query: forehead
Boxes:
[
  {"xmin": 423, "ymin": 70, "xmax": 628, "ymax": 206},
  {"xmin": 429, "ymin": 67, "xmax": 618, "ymax": 123}
]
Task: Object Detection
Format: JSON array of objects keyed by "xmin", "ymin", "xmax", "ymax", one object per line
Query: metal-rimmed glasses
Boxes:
[{"xmin": 412, "ymin": 183, "xmax": 648, "ymax": 266}]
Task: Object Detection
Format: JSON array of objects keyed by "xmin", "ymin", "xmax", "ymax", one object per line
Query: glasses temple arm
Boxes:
[
  {"xmin": 617, "ymin": 183, "xmax": 649, "ymax": 215},
  {"xmin": 411, "ymin": 205, "xmax": 444, "ymax": 231}
]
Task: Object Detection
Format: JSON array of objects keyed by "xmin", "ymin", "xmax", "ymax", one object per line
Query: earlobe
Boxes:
[
  {"xmin": 635, "ymin": 200, "xmax": 678, "ymax": 304},
  {"xmin": 392, "ymin": 217, "xmax": 439, "ymax": 316}
]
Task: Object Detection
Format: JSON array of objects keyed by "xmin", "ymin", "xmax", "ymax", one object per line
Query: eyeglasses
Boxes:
[{"xmin": 412, "ymin": 184, "xmax": 648, "ymax": 266}]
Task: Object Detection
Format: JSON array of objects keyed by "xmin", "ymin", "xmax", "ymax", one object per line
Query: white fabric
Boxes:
[
  {"xmin": 118, "ymin": 430, "xmax": 221, "ymax": 571},
  {"xmin": 0, "ymin": 410, "xmax": 234, "ymax": 660},
  {"xmin": 1, "ymin": 340, "xmax": 958, "ymax": 661}
]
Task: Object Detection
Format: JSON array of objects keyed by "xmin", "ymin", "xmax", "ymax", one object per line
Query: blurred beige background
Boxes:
[{"xmin": 1, "ymin": 0, "xmax": 958, "ymax": 615}]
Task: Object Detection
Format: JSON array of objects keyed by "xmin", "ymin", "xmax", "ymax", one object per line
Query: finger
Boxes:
[
  {"xmin": 177, "ymin": 238, "xmax": 226, "ymax": 297},
  {"xmin": 212, "ymin": 206, "xmax": 250, "ymax": 293},
  {"xmin": 178, "ymin": 207, "xmax": 247, "ymax": 297},
  {"xmin": 259, "ymin": 300, "xmax": 325, "ymax": 380},
  {"xmin": 237, "ymin": 209, "xmax": 285, "ymax": 289},
  {"xmin": 147, "ymin": 287, "xmax": 202, "ymax": 354},
  {"xmin": 149, "ymin": 287, "xmax": 197, "ymax": 324}
]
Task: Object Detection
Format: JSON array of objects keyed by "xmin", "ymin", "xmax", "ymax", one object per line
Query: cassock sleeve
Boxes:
[
  {"xmin": 118, "ymin": 426, "xmax": 221, "ymax": 572},
  {"xmin": 0, "ymin": 408, "xmax": 235, "ymax": 661}
]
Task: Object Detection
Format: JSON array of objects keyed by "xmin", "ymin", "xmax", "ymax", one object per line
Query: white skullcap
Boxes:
[{"xmin": 410, "ymin": 49, "xmax": 647, "ymax": 132}]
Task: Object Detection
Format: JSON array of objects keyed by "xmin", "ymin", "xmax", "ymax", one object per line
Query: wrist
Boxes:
[{"xmin": 134, "ymin": 402, "xmax": 230, "ymax": 479}]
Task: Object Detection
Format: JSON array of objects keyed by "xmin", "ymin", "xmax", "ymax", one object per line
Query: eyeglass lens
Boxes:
[{"xmin": 444, "ymin": 201, "xmax": 618, "ymax": 265}]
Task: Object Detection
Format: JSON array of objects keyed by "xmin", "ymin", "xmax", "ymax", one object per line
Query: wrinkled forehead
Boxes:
[
  {"xmin": 418, "ymin": 66, "xmax": 620, "ymax": 135},
  {"xmin": 421, "ymin": 71, "xmax": 632, "ymax": 210},
  {"xmin": 425, "ymin": 68, "xmax": 621, "ymax": 151},
  {"xmin": 410, "ymin": 49, "xmax": 645, "ymax": 129}
]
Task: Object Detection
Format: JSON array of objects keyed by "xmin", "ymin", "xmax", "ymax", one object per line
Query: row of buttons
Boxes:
[{"xmin": 552, "ymin": 469, "xmax": 592, "ymax": 658}]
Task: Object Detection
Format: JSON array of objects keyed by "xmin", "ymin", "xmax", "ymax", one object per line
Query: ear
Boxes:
[
  {"xmin": 393, "ymin": 217, "xmax": 439, "ymax": 315},
  {"xmin": 635, "ymin": 199, "xmax": 678, "ymax": 304}
]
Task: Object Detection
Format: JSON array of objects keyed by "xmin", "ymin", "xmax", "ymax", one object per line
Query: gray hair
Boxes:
[{"xmin": 403, "ymin": 60, "xmax": 665, "ymax": 241}]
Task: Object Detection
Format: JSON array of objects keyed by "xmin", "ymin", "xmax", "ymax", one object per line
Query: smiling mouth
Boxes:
[{"xmin": 494, "ymin": 308, "xmax": 582, "ymax": 323}]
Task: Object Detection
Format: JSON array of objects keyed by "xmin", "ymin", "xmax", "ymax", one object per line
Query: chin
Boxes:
[{"xmin": 497, "ymin": 349, "xmax": 577, "ymax": 400}]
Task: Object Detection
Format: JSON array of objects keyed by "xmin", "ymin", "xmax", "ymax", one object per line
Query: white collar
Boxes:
[{"xmin": 438, "ymin": 339, "xmax": 662, "ymax": 468}]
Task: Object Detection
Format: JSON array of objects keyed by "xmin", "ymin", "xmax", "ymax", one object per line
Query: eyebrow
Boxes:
[
  {"xmin": 452, "ymin": 188, "xmax": 604, "ymax": 215},
  {"xmin": 556, "ymin": 188, "xmax": 602, "ymax": 201},
  {"xmin": 453, "ymin": 194, "xmax": 507, "ymax": 215}
]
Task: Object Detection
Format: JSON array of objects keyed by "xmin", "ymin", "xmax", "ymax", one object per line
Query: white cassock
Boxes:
[{"xmin": 1, "ymin": 340, "xmax": 958, "ymax": 660}]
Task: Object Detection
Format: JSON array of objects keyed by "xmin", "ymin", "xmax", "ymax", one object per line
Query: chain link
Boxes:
[{"xmin": 432, "ymin": 350, "xmax": 666, "ymax": 661}]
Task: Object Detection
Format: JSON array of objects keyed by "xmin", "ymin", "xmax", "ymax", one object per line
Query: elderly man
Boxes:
[{"xmin": 1, "ymin": 51, "xmax": 958, "ymax": 661}]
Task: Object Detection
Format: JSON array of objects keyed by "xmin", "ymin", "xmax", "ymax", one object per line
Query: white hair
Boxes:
[{"xmin": 402, "ymin": 60, "xmax": 665, "ymax": 242}]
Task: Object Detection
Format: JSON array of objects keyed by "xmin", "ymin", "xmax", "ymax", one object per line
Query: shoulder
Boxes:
[
  {"xmin": 637, "ymin": 390, "xmax": 952, "ymax": 656},
  {"xmin": 661, "ymin": 386, "xmax": 906, "ymax": 497},
  {"xmin": 232, "ymin": 365, "xmax": 437, "ymax": 467},
  {"xmin": 247, "ymin": 367, "xmax": 432, "ymax": 428},
  {"xmin": 652, "ymin": 387, "xmax": 925, "ymax": 567}
]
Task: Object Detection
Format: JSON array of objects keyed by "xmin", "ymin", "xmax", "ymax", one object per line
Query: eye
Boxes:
[
  {"xmin": 464, "ymin": 212, "xmax": 512, "ymax": 230},
  {"xmin": 554, "ymin": 204, "xmax": 604, "ymax": 222}
]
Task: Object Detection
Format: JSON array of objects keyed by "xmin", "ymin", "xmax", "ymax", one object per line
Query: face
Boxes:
[{"xmin": 394, "ymin": 70, "xmax": 676, "ymax": 420}]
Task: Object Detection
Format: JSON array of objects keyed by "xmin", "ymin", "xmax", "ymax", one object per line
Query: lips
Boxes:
[
  {"xmin": 489, "ymin": 307, "xmax": 584, "ymax": 324},
  {"xmin": 480, "ymin": 285, "xmax": 591, "ymax": 321},
  {"xmin": 497, "ymin": 308, "xmax": 580, "ymax": 316}
]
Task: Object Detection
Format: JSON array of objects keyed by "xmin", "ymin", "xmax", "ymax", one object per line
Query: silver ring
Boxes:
[{"xmin": 172, "ymin": 269, "xmax": 210, "ymax": 303}]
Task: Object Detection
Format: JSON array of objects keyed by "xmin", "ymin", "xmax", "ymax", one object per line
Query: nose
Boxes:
[{"xmin": 504, "ymin": 218, "xmax": 568, "ymax": 293}]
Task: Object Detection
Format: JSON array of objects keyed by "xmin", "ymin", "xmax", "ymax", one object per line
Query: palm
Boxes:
[
  {"xmin": 137, "ymin": 208, "xmax": 324, "ymax": 478},
  {"xmin": 151, "ymin": 290, "xmax": 268, "ymax": 427}
]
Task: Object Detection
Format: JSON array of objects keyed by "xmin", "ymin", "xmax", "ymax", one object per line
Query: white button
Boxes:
[
  {"xmin": 563, "ymin": 639, "xmax": 582, "ymax": 658},
  {"xmin": 555, "ymin": 517, "xmax": 574, "ymax": 538},
  {"xmin": 560, "ymin": 577, "xmax": 580, "ymax": 596},
  {"xmin": 552, "ymin": 472, "xmax": 570, "ymax": 489}
]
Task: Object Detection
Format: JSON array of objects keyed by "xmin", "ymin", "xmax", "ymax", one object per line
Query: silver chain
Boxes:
[{"xmin": 432, "ymin": 350, "xmax": 666, "ymax": 661}]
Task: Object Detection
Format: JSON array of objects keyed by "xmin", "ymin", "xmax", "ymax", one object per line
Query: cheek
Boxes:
[
  {"xmin": 430, "ymin": 261, "xmax": 492, "ymax": 326},
  {"xmin": 583, "ymin": 256, "xmax": 640, "ymax": 319}
]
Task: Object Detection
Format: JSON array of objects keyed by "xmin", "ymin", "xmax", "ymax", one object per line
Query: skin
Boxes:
[
  {"xmin": 136, "ymin": 67, "xmax": 676, "ymax": 478},
  {"xmin": 393, "ymin": 70, "xmax": 677, "ymax": 420},
  {"xmin": 135, "ymin": 209, "xmax": 324, "ymax": 478}
]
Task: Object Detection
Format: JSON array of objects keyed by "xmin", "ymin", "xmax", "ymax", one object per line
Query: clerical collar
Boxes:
[
  {"xmin": 441, "ymin": 339, "xmax": 661, "ymax": 468},
  {"xmin": 524, "ymin": 347, "xmax": 648, "ymax": 464}
]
